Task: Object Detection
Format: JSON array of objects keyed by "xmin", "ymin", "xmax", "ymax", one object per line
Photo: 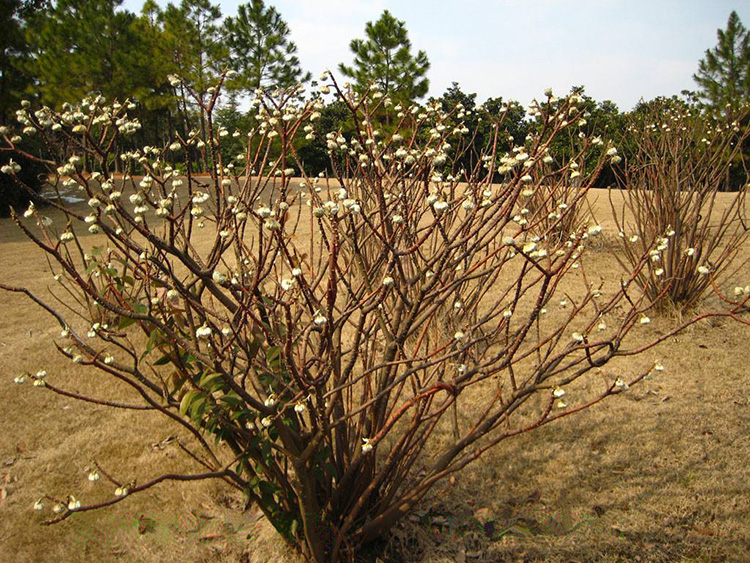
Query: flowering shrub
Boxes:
[
  {"xmin": 2, "ymin": 74, "xmax": 749, "ymax": 562},
  {"xmin": 515, "ymin": 90, "xmax": 614, "ymax": 243},
  {"xmin": 612, "ymin": 101, "xmax": 750, "ymax": 312}
]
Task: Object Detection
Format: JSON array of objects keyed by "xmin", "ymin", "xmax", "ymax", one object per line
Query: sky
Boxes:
[{"xmin": 122, "ymin": 0, "xmax": 750, "ymax": 110}]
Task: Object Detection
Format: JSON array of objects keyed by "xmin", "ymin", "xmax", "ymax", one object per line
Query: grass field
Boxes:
[{"xmin": 1, "ymin": 187, "xmax": 750, "ymax": 562}]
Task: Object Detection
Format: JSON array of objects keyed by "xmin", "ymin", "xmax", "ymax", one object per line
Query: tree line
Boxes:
[{"xmin": 0, "ymin": 1, "xmax": 748, "ymax": 189}]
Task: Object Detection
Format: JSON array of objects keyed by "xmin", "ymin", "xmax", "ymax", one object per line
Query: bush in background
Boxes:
[
  {"xmin": 612, "ymin": 101, "xmax": 750, "ymax": 313},
  {"xmin": 0, "ymin": 136, "xmax": 47, "ymax": 216}
]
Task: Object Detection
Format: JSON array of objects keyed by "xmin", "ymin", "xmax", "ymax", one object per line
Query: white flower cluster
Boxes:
[{"xmin": 0, "ymin": 159, "xmax": 21, "ymax": 175}]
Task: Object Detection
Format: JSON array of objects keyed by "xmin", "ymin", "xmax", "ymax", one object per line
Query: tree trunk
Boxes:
[{"xmin": 294, "ymin": 466, "xmax": 334, "ymax": 563}]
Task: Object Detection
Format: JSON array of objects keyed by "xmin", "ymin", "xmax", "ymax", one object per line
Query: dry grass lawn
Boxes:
[{"xmin": 1, "ymin": 188, "xmax": 749, "ymax": 562}]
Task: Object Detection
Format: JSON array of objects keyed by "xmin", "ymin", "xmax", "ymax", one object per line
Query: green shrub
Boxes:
[{"xmin": 0, "ymin": 145, "xmax": 48, "ymax": 216}]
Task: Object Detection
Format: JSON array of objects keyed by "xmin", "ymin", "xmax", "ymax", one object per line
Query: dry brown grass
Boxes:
[{"xmin": 1, "ymin": 188, "xmax": 749, "ymax": 562}]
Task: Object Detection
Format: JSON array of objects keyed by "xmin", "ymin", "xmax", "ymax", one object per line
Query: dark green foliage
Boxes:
[
  {"xmin": 339, "ymin": 10, "xmax": 429, "ymax": 104},
  {"xmin": 19, "ymin": 0, "xmax": 223, "ymax": 153},
  {"xmin": 527, "ymin": 87, "xmax": 625, "ymax": 188},
  {"xmin": 214, "ymin": 106, "xmax": 254, "ymax": 158},
  {"xmin": 565, "ymin": 89, "xmax": 625, "ymax": 188},
  {"xmin": 224, "ymin": 0, "xmax": 310, "ymax": 96},
  {"xmin": 691, "ymin": 11, "xmax": 750, "ymax": 190},
  {"xmin": 24, "ymin": 0, "xmax": 147, "ymax": 107},
  {"xmin": 160, "ymin": 0, "xmax": 227, "ymax": 97},
  {"xmin": 0, "ymin": 0, "xmax": 48, "ymax": 124},
  {"xmin": 432, "ymin": 82, "xmax": 529, "ymax": 177},
  {"xmin": 128, "ymin": 1, "xmax": 179, "ymax": 114},
  {"xmin": 483, "ymin": 96, "xmax": 529, "ymax": 153},
  {"xmin": 433, "ymin": 82, "xmax": 481, "ymax": 173},
  {"xmin": 0, "ymin": 147, "xmax": 47, "ymax": 216},
  {"xmin": 694, "ymin": 11, "xmax": 750, "ymax": 109},
  {"xmin": 295, "ymin": 100, "xmax": 351, "ymax": 175},
  {"xmin": 586, "ymin": 99, "xmax": 626, "ymax": 187},
  {"xmin": 628, "ymin": 95, "xmax": 748, "ymax": 192}
]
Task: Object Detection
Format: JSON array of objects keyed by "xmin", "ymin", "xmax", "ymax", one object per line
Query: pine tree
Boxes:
[
  {"xmin": 694, "ymin": 11, "xmax": 750, "ymax": 108},
  {"xmin": 160, "ymin": 0, "xmax": 227, "ymax": 97},
  {"xmin": 128, "ymin": 1, "xmax": 184, "ymax": 148},
  {"xmin": 224, "ymin": 0, "xmax": 310, "ymax": 96},
  {"xmin": 24, "ymin": 0, "xmax": 142, "ymax": 107},
  {"xmin": 339, "ymin": 10, "xmax": 429, "ymax": 103},
  {"xmin": 130, "ymin": 0, "xmax": 177, "ymax": 111},
  {"xmin": 160, "ymin": 0, "xmax": 227, "ymax": 171},
  {"xmin": 0, "ymin": 0, "xmax": 45, "ymax": 124}
]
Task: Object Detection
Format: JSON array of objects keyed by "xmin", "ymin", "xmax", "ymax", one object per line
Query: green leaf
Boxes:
[
  {"xmin": 153, "ymin": 354, "xmax": 172, "ymax": 366},
  {"xmin": 199, "ymin": 371, "xmax": 224, "ymax": 389},
  {"xmin": 258, "ymin": 371, "xmax": 276, "ymax": 389},
  {"xmin": 266, "ymin": 346, "xmax": 282, "ymax": 370},
  {"xmin": 140, "ymin": 332, "xmax": 156, "ymax": 360},
  {"xmin": 261, "ymin": 489, "xmax": 276, "ymax": 508},
  {"xmin": 260, "ymin": 439, "xmax": 272, "ymax": 460},
  {"xmin": 219, "ymin": 391, "xmax": 245, "ymax": 407},
  {"xmin": 212, "ymin": 428, "xmax": 225, "ymax": 445},
  {"xmin": 259, "ymin": 481, "xmax": 278, "ymax": 495},
  {"xmin": 247, "ymin": 336, "xmax": 262, "ymax": 361},
  {"xmin": 179, "ymin": 390, "xmax": 198, "ymax": 417},
  {"xmin": 118, "ymin": 317, "xmax": 136, "ymax": 330},
  {"xmin": 191, "ymin": 397, "xmax": 207, "ymax": 422},
  {"xmin": 220, "ymin": 392, "xmax": 244, "ymax": 407},
  {"xmin": 248, "ymin": 477, "xmax": 261, "ymax": 493},
  {"xmin": 230, "ymin": 410, "xmax": 249, "ymax": 422}
]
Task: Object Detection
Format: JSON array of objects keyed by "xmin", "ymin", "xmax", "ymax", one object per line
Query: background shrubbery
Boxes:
[
  {"xmin": 2, "ymin": 2, "xmax": 749, "ymax": 212},
  {"xmin": 0, "ymin": 144, "xmax": 47, "ymax": 216}
]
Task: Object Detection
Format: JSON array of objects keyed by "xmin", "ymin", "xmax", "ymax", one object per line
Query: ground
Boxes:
[{"xmin": 1, "ymin": 188, "xmax": 749, "ymax": 562}]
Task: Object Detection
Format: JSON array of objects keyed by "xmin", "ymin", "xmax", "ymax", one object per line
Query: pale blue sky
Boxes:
[{"xmin": 122, "ymin": 0, "xmax": 750, "ymax": 110}]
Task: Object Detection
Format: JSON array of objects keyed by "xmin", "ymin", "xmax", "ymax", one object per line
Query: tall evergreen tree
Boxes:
[
  {"xmin": 127, "ymin": 1, "xmax": 184, "ymax": 148},
  {"xmin": 24, "ymin": 0, "xmax": 143, "ymax": 107},
  {"xmin": 339, "ymin": 10, "xmax": 429, "ymax": 103},
  {"xmin": 224, "ymin": 0, "xmax": 310, "ymax": 96},
  {"xmin": 161, "ymin": 0, "xmax": 226, "ymax": 97},
  {"xmin": 0, "ymin": 0, "xmax": 47, "ymax": 124},
  {"xmin": 129, "ymin": 1, "xmax": 177, "ymax": 111},
  {"xmin": 160, "ymin": 0, "xmax": 226, "ymax": 171},
  {"xmin": 693, "ymin": 11, "xmax": 750, "ymax": 108}
]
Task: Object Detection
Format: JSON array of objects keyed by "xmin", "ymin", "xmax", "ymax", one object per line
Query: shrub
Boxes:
[
  {"xmin": 2, "ymin": 75, "xmax": 749, "ymax": 562},
  {"xmin": 518, "ymin": 90, "xmax": 618, "ymax": 244},
  {"xmin": 612, "ymin": 102, "xmax": 750, "ymax": 312}
]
